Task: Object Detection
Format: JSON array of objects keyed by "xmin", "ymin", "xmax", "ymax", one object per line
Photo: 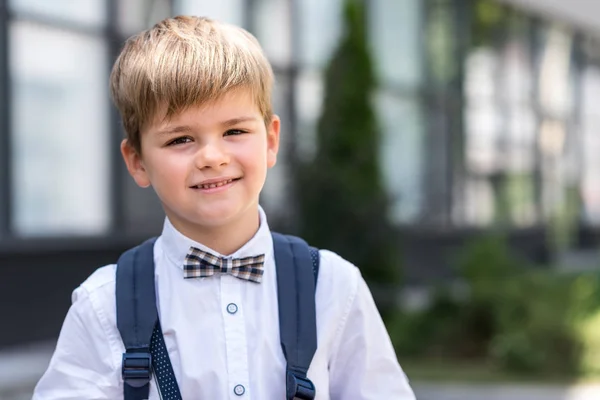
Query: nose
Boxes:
[{"xmin": 194, "ymin": 140, "xmax": 230, "ymax": 170}]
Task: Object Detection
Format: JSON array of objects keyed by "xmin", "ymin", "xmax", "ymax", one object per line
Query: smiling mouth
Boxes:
[{"xmin": 191, "ymin": 178, "xmax": 240, "ymax": 190}]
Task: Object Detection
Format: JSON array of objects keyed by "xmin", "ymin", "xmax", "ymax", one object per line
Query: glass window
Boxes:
[
  {"xmin": 500, "ymin": 29, "xmax": 537, "ymax": 227},
  {"xmin": 295, "ymin": 69, "xmax": 324, "ymax": 161},
  {"xmin": 463, "ymin": 45, "xmax": 502, "ymax": 226},
  {"xmin": 463, "ymin": 30, "xmax": 538, "ymax": 227},
  {"xmin": 174, "ymin": 0, "xmax": 244, "ymax": 27},
  {"xmin": 9, "ymin": 0, "xmax": 106, "ymax": 28},
  {"xmin": 297, "ymin": 0, "xmax": 343, "ymax": 68},
  {"xmin": 375, "ymin": 91, "xmax": 424, "ymax": 223},
  {"xmin": 537, "ymin": 25, "xmax": 574, "ymax": 119},
  {"xmin": 464, "ymin": 47, "xmax": 501, "ymax": 176},
  {"xmin": 118, "ymin": 0, "xmax": 172, "ymax": 35},
  {"xmin": 580, "ymin": 64, "xmax": 600, "ymax": 225},
  {"xmin": 425, "ymin": 0, "xmax": 458, "ymax": 86},
  {"xmin": 462, "ymin": 177, "xmax": 495, "ymax": 227},
  {"xmin": 369, "ymin": 0, "xmax": 423, "ymax": 87},
  {"xmin": 252, "ymin": 0, "xmax": 292, "ymax": 67},
  {"xmin": 536, "ymin": 24, "xmax": 576, "ymax": 224},
  {"xmin": 10, "ymin": 21, "xmax": 110, "ymax": 236}
]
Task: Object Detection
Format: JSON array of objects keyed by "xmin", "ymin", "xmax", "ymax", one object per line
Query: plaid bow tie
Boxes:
[{"xmin": 183, "ymin": 247, "xmax": 265, "ymax": 283}]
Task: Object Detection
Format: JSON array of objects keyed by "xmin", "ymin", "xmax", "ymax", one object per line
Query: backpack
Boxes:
[{"xmin": 115, "ymin": 232, "xmax": 320, "ymax": 400}]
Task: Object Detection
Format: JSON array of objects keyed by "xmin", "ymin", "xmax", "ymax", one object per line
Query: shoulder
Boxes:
[
  {"xmin": 315, "ymin": 249, "xmax": 363, "ymax": 309},
  {"xmin": 73, "ymin": 236, "xmax": 162, "ymax": 317},
  {"xmin": 317, "ymin": 249, "xmax": 360, "ymax": 287},
  {"xmin": 70, "ymin": 264, "xmax": 118, "ymax": 334},
  {"xmin": 74, "ymin": 263, "xmax": 117, "ymax": 302}
]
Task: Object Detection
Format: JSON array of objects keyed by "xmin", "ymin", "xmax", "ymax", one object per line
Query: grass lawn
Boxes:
[{"xmin": 401, "ymin": 357, "xmax": 592, "ymax": 385}]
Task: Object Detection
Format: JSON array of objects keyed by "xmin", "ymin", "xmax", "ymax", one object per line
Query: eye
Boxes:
[
  {"xmin": 167, "ymin": 136, "xmax": 193, "ymax": 146},
  {"xmin": 224, "ymin": 129, "xmax": 247, "ymax": 136}
]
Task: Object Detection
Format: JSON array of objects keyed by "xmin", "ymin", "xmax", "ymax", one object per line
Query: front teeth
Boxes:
[{"xmin": 198, "ymin": 179, "xmax": 233, "ymax": 189}]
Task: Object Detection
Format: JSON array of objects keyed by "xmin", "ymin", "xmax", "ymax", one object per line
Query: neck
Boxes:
[{"xmin": 167, "ymin": 208, "xmax": 261, "ymax": 255}]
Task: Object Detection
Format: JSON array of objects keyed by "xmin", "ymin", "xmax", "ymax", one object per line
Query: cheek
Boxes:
[
  {"xmin": 243, "ymin": 148, "xmax": 268, "ymax": 173},
  {"xmin": 147, "ymin": 153, "xmax": 190, "ymax": 184},
  {"xmin": 234, "ymin": 139, "xmax": 268, "ymax": 167}
]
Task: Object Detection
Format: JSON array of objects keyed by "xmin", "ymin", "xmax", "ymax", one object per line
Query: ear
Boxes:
[
  {"xmin": 266, "ymin": 115, "xmax": 280, "ymax": 169},
  {"xmin": 120, "ymin": 139, "xmax": 151, "ymax": 188}
]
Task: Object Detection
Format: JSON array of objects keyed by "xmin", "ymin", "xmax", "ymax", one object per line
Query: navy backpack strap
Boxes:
[
  {"xmin": 116, "ymin": 237, "xmax": 158, "ymax": 400},
  {"xmin": 116, "ymin": 237, "xmax": 182, "ymax": 400},
  {"xmin": 272, "ymin": 233, "xmax": 319, "ymax": 400}
]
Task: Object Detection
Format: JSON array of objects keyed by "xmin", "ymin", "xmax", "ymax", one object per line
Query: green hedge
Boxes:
[{"xmin": 390, "ymin": 234, "xmax": 600, "ymax": 379}]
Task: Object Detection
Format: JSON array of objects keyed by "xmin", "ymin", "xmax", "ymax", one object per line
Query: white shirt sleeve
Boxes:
[
  {"xmin": 328, "ymin": 272, "xmax": 416, "ymax": 400},
  {"xmin": 32, "ymin": 286, "xmax": 121, "ymax": 400}
]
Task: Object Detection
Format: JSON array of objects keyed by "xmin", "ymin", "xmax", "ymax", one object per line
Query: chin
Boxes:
[{"xmin": 164, "ymin": 198, "xmax": 257, "ymax": 229}]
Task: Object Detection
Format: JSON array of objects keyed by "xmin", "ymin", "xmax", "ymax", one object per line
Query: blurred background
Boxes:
[{"xmin": 2, "ymin": 0, "xmax": 600, "ymax": 398}]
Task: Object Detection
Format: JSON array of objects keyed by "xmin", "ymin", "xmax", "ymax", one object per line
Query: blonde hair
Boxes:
[{"xmin": 110, "ymin": 15, "xmax": 274, "ymax": 153}]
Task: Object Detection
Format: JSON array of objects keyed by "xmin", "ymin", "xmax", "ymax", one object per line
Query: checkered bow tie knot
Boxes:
[{"xmin": 183, "ymin": 246, "xmax": 265, "ymax": 283}]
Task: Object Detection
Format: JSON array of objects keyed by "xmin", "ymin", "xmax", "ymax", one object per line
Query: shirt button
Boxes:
[
  {"xmin": 234, "ymin": 384, "xmax": 245, "ymax": 396},
  {"xmin": 227, "ymin": 303, "xmax": 238, "ymax": 314}
]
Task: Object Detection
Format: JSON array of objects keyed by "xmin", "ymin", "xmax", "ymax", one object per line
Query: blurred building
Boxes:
[{"xmin": 1, "ymin": 0, "xmax": 600, "ymax": 349}]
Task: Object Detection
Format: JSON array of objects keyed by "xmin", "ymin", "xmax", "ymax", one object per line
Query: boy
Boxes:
[{"xmin": 33, "ymin": 15, "xmax": 415, "ymax": 399}]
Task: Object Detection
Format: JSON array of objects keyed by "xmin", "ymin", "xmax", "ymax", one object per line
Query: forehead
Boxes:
[{"xmin": 143, "ymin": 89, "xmax": 262, "ymax": 133}]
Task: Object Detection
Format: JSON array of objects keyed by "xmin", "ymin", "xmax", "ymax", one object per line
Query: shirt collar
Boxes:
[{"xmin": 160, "ymin": 206, "xmax": 273, "ymax": 270}]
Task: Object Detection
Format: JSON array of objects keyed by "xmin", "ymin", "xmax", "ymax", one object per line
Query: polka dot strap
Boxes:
[
  {"xmin": 309, "ymin": 247, "xmax": 320, "ymax": 285},
  {"xmin": 150, "ymin": 321, "xmax": 183, "ymax": 400}
]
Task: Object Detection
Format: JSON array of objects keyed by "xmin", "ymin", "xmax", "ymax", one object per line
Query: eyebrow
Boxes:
[
  {"xmin": 156, "ymin": 116, "xmax": 259, "ymax": 135},
  {"xmin": 221, "ymin": 116, "xmax": 259, "ymax": 127},
  {"xmin": 156, "ymin": 125, "xmax": 194, "ymax": 136}
]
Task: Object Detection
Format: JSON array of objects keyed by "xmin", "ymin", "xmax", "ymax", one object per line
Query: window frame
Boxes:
[{"xmin": 0, "ymin": 0, "xmax": 11, "ymax": 238}]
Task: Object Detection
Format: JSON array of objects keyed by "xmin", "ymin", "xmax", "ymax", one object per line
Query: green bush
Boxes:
[
  {"xmin": 390, "ymin": 234, "xmax": 600, "ymax": 379},
  {"xmin": 571, "ymin": 273, "xmax": 600, "ymax": 376},
  {"xmin": 453, "ymin": 234, "xmax": 522, "ymax": 358},
  {"xmin": 489, "ymin": 271, "xmax": 581, "ymax": 376},
  {"xmin": 490, "ymin": 269, "xmax": 600, "ymax": 377},
  {"xmin": 577, "ymin": 309, "xmax": 600, "ymax": 376},
  {"xmin": 390, "ymin": 235, "xmax": 520, "ymax": 361},
  {"xmin": 389, "ymin": 288, "xmax": 463, "ymax": 358}
]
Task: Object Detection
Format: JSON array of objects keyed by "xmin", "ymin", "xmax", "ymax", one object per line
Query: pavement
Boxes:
[
  {"xmin": 4, "ymin": 342, "xmax": 600, "ymax": 400},
  {"xmin": 0, "ymin": 342, "xmax": 54, "ymax": 400},
  {"xmin": 413, "ymin": 382, "xmax": 600, "ymax": 400}
]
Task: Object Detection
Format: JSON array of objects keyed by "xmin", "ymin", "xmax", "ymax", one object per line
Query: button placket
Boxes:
[{"xmin": 221, "ymin": 274, "xmax": 251, "ymax": 399}]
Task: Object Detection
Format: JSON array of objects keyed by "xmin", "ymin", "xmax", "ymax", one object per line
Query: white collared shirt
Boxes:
[{"xmin": 33, "ymin": 207, "xmax": 415, "ymax": 400}]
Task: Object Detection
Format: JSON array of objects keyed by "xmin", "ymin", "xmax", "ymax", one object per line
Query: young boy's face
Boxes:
[{"xmin": 122, "ymin": 89, "xmax": 280, "ymax": 236}]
